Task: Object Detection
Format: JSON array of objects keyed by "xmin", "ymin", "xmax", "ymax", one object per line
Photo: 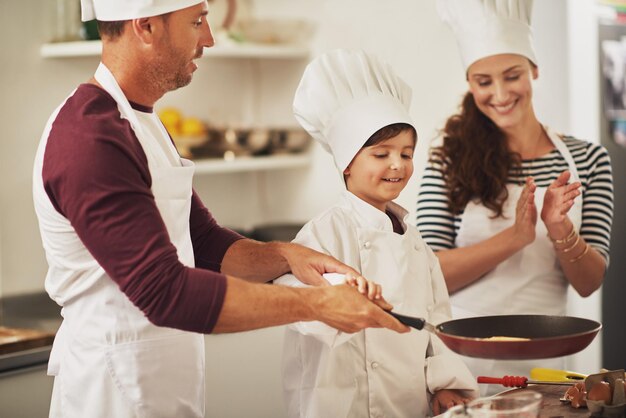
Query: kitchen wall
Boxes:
[
  {"xmin": 0, "ymin": 0, "xmax": 607, "ymax": 416},
  {"xmin": 565, "ymin": 0, "xmax": 604, "ymax": 377},
  {"xmin": 0, "ymin": 0, "xmax": 573, "ymax": 296}
]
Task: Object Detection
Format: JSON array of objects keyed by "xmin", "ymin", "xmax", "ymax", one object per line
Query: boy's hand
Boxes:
[
  {"xmin": 431, "ymin": 389, "xmax": 472, "ymax": 416},
  {"xmin": 344, "ymin": 273, "xmax": 392, "ymax": 311}
]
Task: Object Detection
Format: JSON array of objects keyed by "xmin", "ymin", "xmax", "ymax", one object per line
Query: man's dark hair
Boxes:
[
  {"xmin": 96, "ymin": 21, "xmax": 126, "ymax": 40},
  {"xmin": 97, "ymin": 13, "xmax": 173, "ymax": 41}
]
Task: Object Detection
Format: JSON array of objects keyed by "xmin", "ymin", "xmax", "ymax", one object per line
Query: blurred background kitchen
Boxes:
[{"xmin": 0, "ymin": 0, "xmax": 624, "ymax": 417}]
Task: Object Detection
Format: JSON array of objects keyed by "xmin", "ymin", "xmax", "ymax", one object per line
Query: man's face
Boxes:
[{"xmin": 149, "ymin": 1, "xmax": 214, "ymax": 92}]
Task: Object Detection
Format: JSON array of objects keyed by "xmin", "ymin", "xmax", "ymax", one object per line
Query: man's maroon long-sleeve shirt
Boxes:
[{"xmin": 41, "ymin": 83, "xmax": 243, "ymax": 333}]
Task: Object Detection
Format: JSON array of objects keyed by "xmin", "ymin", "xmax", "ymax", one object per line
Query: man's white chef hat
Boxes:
[
  {"xmin": 437, "ymin": 0, "xmax": 537, "ymax": 72},
  {"xmin": 80, "ymin": 0, "xmax": 204, "ymax": 22},
  {"xmin": 294, "ymin": 49, "xmax": 414, "ymax": 173}
]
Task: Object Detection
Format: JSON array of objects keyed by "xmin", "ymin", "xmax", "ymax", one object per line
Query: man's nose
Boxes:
[{"xmin": 203, "ymin": 21, "xmax": 215, "ymax": 48}]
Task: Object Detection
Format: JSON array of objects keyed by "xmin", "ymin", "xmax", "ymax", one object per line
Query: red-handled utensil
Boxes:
[{"xmin": 478, "ymin": 375, "xmax": 575, "ymax": 388}]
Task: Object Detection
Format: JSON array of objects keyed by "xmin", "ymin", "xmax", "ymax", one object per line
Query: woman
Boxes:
[{"xmin": 416, "ymin": 0, "xmax": 614, "ymax": 393}]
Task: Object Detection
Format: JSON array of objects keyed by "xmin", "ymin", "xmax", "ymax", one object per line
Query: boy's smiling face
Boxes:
[{"xmin": 343, "ymin": 130, "xmax": 415, "ymax": 212}]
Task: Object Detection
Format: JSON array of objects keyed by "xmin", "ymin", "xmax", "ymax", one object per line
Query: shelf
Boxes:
[
  {"xmin": 40, "ymin": 40, "xmax": 309, "ymax": 59},
  {"xmin": 192, "ymin": 152, "xmax": 311, "ymax": 174},
  {"xmin": 40, "ymin": 41, "xmax": 101, "ymax": 57},
  {"xmin": 207, "ymin": 42, "xmax": 309, "ymax": 59}
]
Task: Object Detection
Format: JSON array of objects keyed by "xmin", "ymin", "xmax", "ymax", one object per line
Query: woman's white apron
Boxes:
[
  {"xmin": 451, "ymin": 127, "xmax": 582, "ymax": 395},
  {"xmin": 46, "ymin": 63, "xmax": 204, "ymax": 417}
]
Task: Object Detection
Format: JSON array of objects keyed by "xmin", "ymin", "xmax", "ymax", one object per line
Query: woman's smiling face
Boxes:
[
  {"xmin": 344, "ymin": 129, "xmax": 416, "ymax": 212},
  {"xmin": 467, "ymin": 53, "xmax": 538, "ymax": 131}
]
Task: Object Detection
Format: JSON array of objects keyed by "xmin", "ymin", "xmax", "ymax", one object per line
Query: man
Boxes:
[{"xmin": 32, "ymin": 1, "xmax": 407, "ymax": 416}]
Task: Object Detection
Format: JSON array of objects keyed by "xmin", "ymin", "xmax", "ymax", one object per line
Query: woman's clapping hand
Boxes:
[
  {"xmin": 541, "ymin": 170, "xmax": 581, "ymax": 231},
  {"xmin": 513, "ymin": 177, "xmax": 538, "ymax": 247}
]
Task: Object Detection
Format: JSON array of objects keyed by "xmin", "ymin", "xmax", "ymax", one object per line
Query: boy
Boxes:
[{"xmin": 275, "ymin": 49, "xmax": 478, "ymax": 418}]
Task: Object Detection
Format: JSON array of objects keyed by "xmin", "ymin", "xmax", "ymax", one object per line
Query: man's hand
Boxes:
[
  {"xmin": 213, "ymin": 275, "xmax": 408, "ymax": 334},
  {"xmin": 221, "ymin": 239, "xmax": 360, "ymax": 285},
  {"xmin": 279, "ymin": 243, "xmax": 361, "ymax": 287},
  {"xmin": 311, "ymin": 284, "xmax": 408, "ymax": 333}
]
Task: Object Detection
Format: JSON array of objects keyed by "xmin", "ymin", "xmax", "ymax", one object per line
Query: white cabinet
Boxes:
[
  {"xmin": 204, "ymin": 327, "xmax": 287, "ymax": 418},
  {"xmin": 0, "ymin": 365, "xmax": 54, "ymax": 418}
]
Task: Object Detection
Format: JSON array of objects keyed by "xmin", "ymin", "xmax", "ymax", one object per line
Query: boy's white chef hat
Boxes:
[
  {"xmin": 437, "ymin": 0, "xmax": 537, "ymax": 71},
  {"xmin": 294, "ymin": 49, "xmax": 414, "ymax": 173},
  {"xmin": 80, "ymin": 0, "xmax": 204, "ymax": 22}
]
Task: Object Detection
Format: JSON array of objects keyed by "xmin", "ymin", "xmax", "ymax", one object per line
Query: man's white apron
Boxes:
[{"xmin": 40, "ymin": 63, "xmax": 205, "ymax": 417}]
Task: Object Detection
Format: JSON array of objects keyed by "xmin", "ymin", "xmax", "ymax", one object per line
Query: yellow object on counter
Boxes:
[
  {"xmin": 180, "ymin": 117, "xmax": 206, "ymax": 137},
  {"xmin": 158, "ymin": 107, "xmax": 183, "ymax": 136},
  {"xmin": 530, "ymin": 367, "xmax": 587, "ymax": 382}
]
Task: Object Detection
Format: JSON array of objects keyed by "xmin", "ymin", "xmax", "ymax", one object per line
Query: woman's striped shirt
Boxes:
[{"xmin": 416, "ymin": 136, "xmax": 614, "ymax": 263}]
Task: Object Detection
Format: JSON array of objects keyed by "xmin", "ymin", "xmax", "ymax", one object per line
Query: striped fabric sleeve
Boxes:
[
  {"xmin": 577, "ymin": 141, "xmax": 613, "ymax": 264},
  {"xmin": 416, "ymin": 156, "xmax": 457, "ymax": 251},
  {"xmin": 415, "ymin": 137, "xmax": 614, "ymax": 266}
]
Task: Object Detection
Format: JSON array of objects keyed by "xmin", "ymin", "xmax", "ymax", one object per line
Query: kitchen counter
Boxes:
[
  {"xmin": 437, "ymin": 385, "xmax": 592, "ymax": 417},
  {"xmin": 508, "ymin": 385, "xmax": 590, "ymax": 417},
  {"xmin": 0, "ymin": 292, "xmax": 61, "ymax": 374}
]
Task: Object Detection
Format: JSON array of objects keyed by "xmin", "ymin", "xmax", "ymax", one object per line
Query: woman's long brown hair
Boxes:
[{"xmin": 433, "ymin": 91, "xmax": 521, "ymax": 217}]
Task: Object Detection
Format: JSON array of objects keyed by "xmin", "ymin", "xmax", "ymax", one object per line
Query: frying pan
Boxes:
[{"xmin": 389, "ymin": 312, "xmax": 601, "ymax": 360}]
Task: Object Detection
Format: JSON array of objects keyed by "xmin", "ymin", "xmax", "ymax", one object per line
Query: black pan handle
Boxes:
[{"xmin": 388, "ymin": 311, "xmax": 426, "ymax": 331}]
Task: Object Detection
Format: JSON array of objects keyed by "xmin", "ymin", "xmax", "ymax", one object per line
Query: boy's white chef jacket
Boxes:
[{"xmin": 275, "ymin": 191, "xmax": 478, "ymax": 418}]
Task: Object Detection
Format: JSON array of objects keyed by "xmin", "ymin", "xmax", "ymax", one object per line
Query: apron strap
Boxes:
[{"xmin": 94, "ymin": 63, "xmax": 165, "ymax": 167}]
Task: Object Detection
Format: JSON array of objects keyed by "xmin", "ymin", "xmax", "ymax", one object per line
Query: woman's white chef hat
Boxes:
[
  {"xmin": 294, "ymin": 49, "xmax": 414, "ymax": 173},
  {"xmin": 437, "ymin": 0, "xmax": 537, "ymax": 71},
  {"xmin": 80, "ymin": 0, "xmax": 204, "ymax": 22}
]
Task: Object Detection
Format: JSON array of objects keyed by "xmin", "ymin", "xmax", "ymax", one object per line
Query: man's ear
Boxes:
[{"xmin": 130, "ymin": 17, "xmax": 155, "ymax": 44}]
